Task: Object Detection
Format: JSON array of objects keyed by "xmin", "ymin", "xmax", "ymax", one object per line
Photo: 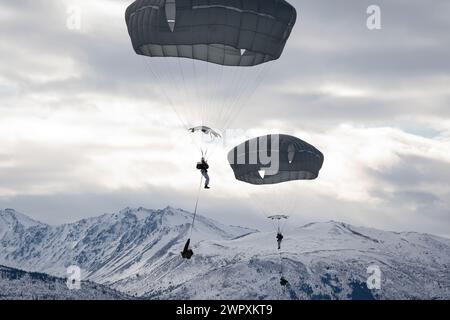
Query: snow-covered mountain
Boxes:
[
  {"xmin": 0, "ymin": 207, "xmax": 449, "ymax": 299},
  {"xmin": 0, "ymin": 208, "xmax": 43, "ymax": 239},
  {"xmin": 0, "ymin": 207, "xmax": 256, "ymax": 296},
  {"xmin": 153, "ymin": 221, "xmax": 450, "ymax": 300},
  {"xmin": 0, "ymin": 264, "xmax": 129, "ymax": 300}
]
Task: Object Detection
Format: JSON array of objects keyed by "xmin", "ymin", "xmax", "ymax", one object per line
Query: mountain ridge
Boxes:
[{"xmin": 0, "ymin": 207, "xmax": 449, "ymax": 299}]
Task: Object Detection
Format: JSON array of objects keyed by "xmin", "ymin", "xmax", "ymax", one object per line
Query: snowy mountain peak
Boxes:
[
  {"xmin": 0, "ymin": 208, "xmax": 45, "ymax": 236},
  {"xmin": 1, "ymin": 207, "xmax": 449, "ymax": 299},
  {"xmin": 300, "ymin": 220, "xmax": 351, "ymax": 229},
  {"xmin": 0, "ymin": 206, "xmax": 257, "ymax": 287},
  {"xmin": 117, "ymin": 206, "xmax": 153, "ymax": 221},
  {"xmin": 109, "ymin": 206, "xmax": 255, "ymax": 238},
  {"xmin": 298, "ymin": 221, "xmax": 379, "ymax": 241}
]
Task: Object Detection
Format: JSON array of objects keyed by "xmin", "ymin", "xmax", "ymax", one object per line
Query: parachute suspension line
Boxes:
[
  {"xmin": 152, "ymin": 11, "xmax": 192, "ymax": 130},
  {"xmin": 190, "ymin": 175, "xmax": 204, "ymax": 238},
  {"xmin": 204, "ymin": 63, "xmax": 254, "ymax": 161},
  {"xmin": 142, "ymin": 16, "xmax": 191, "ymax": 132},
  {"xmin": 211, "ymin": 48, "xmax": 226, "ymax": 128},
  {"xmin": 217, "ymin": 64, "xmax": 240, "ymax": 121},
  {"xmin": 218, "ymin": 62, "xmax": 230, "ymax": 123},
  {"xmin": 212, "ymin": 56, "xmax": 225, "ymax": 129},
  {"xmin": 189, "ymin": 2, "xmax": 202, "ymax": 129},
  {"xmin": 279, "ymin": 251, "xmax": 286, "ymax": 298},
  {"xmin": 199, "ymin": 59, "xmax": 256, "ymax": 161},
  {"xmin": 216, "ymin": 61, "xmax": 272, "ymax": 141},
  {"xmin": 279, "ymin": 251, "xmax": 283, "ymax": 277},
  {"xmin": 218, "ymin": 65, "xmax": 256, "ymax": 130},
  {"xmin": 161, "ymin": 57, "xmax": 184, "ymax": 114},
  {"xmin": 198, "ymin": 65, "xmax": 239, "ymax": 159},
  {"xmin": 144, "ymin": 57, "xmax": 204, "ymax": 155},
  {"xmin": 198, "ymin": 57, "xmax": 208, "ymax": 127},
  {"xmin": 219, "ymin": 65, "xmax": 249, "ymax": 126},
  {"xmin": 221, "ymin": 61, "xmax": 259, "ymax": 130},
  {"xmin": 150, "ymin": 12, "xmax": 203, "ymax": 154},
  {"xmin": 191, "ymin": 58, "xmax": 200, "ymax": 126},
  {"xmin": 280, "ymin": 184, "xmax": 296, "ymax": 218},
  {"xmin": 176, "ymin": 54, "xmax": 191, "ymax": 121},
  {"xmin": 178, "ymin": 59, "xmax": 205, "ymax": 150},
  {"xmin": 205, "ymin": 46, "xmax": 210, "ymax": 127},
  {"xmin": 277, "ymin": 236, "xmax": 285, "ymax": 300},
  {"xmin": 168, "ymin": 63, "xmax": 196, "ymax": 131},
  {"xmin": 226, "ymin": 65, "xmax": 258, "ymax": 117},
  {"xmin": 174, "ymin": 58, "xmax": 207, "ymax": 154},
  {"xmin": 212, "ymin": 64, "xmax": 243, "ymax": 131},
  {"xmin": 270, "ymin": 188, "xmax": 291, "ymax": 223},
  {"xmin": 222, "ymin": 61, "xmax": 274, "ymax": 132},
  {"xmin": 207, "ymin": 62, "xmax": 223, "ymax": 129},
  {"xmin": 270, "ymin": 217, "xmax": 278, "ymax": 234},
  {"xmin": 142, "ymin": 57, "xmax": 189, "ymax": 131},
  {"xmin": 281, "ymin": 218, "xmax": 288, "ymax": 234}
]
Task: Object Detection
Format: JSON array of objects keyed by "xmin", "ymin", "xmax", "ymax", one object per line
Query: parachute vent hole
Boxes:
[{"xmin": 258, "ymin": 170, "xmax": 266, "ymax": 179}]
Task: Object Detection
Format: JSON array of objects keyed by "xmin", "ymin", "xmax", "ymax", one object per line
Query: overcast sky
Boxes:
[{"xmin": 1, "ymin": 0, "xmax": 449, "ymax": 237}]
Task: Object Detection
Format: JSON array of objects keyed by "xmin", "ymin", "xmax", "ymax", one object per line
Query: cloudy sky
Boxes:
[{"xmin": 1, "ymin": 0, "xmax": 449, "ymax": 237}]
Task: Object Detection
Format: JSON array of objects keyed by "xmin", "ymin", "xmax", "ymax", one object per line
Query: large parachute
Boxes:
[
  {"xmin": 125, "ymin": 0, "xmax": 297, "ymax": 66},
  {"xmin": 125, "ymin": 0, "xmax": 297, "ymax": 156}
]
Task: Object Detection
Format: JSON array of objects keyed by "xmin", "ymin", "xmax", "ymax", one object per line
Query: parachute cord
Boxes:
[
  {"xmin": 220, "ymin": 61, "xmax": 274, "ymax": 134},
  {"xmin": 279, "ymin": 250, "xmax": 285, "ymax": 299},
  {"xmin": 279, "ymin": 251, "xmax": 283, "ymax": 277},
  {"xmin": 281, "ymin": 218, "xmax": 288, "ymax": 234},
  {"xmin": 278, "ymin": 282, "xmax": 281, "ymax": 301},
  {"xmin": 142, "ymin": 58, "xmax": 187, "ymax": 129},
  {"xmin": 271, "ymin": 219, "xmax": 277, "ymax": 235},
  {"xmin": 205, "ymin": 50, "xmax": 210, "ymax": 127},
  {"xmin": 190, "ymin": 175, "xmax": 204, "ymax": 238},
  {"xmin": 278, "ymin": 223, "xmax": 283, "ymax": 275},
  {"xmin": 143, "ymin": 55, "xmax": 208, "ymax": 158},
  {"xmin": 278, "ymin": 250, "xmax": 283, "ymax": 300},
  {"xmin": 141, "ymin": 58, "xmax": 204, "ymax": 155}
]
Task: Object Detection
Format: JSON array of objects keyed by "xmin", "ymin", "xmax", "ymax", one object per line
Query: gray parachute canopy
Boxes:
[
  {"xmin": 227, "ymin": 134, "xmax": 324, "ymax": 185},
  {"xmin": 268, "ymin": 215, "xmax": 289, "ymax": 220},
  {"xmin": 125, "ymin": 0, "xmax": 297, "ymax": 66}
]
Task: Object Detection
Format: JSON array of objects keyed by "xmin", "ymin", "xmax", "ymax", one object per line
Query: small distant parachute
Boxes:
[
  {"xmin": 227, "ymin": 134, "xmax": 324, "ymax": 185},
  {"xmin": 268, "ymin": 214, "xmax": 289, "ymax": 220},
  {"xmin": 268, "ymin": 215, "xmax": 288, "ymax": 240},
  {"xmin": 189, "ymin": 126, "xmax": 221, "ymax": 139},
  {"xmin": 228, "ymin": 134, "xmax": 324, "ymax": 289}
]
